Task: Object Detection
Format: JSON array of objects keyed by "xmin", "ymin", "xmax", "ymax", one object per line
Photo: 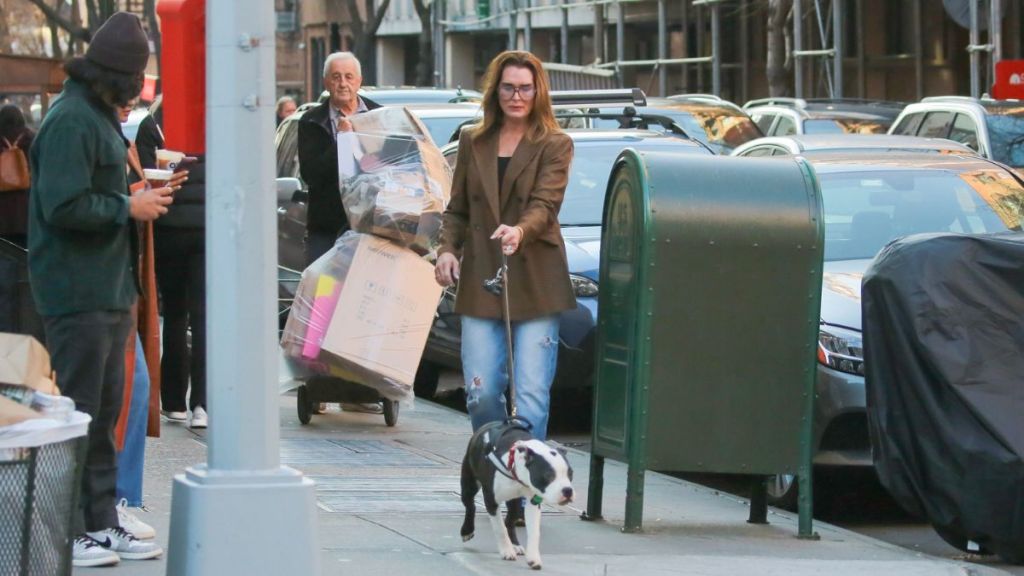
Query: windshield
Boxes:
[
  {"xmin": 819, "ymin": 168, "xmax": 1024, "ymax": 261},
  {"xmin": 984, "ymin": 106, "xmax": 1024, "ymax": 168},
  {"xmin": 671, "ymin": 106, "xmax": 762, "ymax": 151},
  {"xmin": 417, "ymin": 115, "xmax": 476, "ymax": 146},
  {"xmin": 559, "ymin": 140, "xmax": 707, "ymax": 226},
  {"xmin": 804, "ymin": 118, "xmax": 890, "ymax": 135}
]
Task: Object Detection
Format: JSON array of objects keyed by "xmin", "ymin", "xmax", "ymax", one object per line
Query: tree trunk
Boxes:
[
  {"xmin": 413, "ymin": 0, "xmax": 433, "ymax": 86},
  {"xmin": 766, "ymin": 0, "xmax": 793, "ymax": 97},
  {"xmin": 23, "ymin": 0, "xmax": 93, "ymax": 43},
  {"xmin": 0, "ymin": 0, "xmax": 11, "ymax": 53},
  {"xmin": 48, "ymin": 0, "xmax": 63, "ymax": 59},
  {"xmin": 144, "ymin": 0, "xmax": 162, "ymax": 89},
  {"xmin": 345, "ymin": 0, "xmax": 392, "ymax": 85}
]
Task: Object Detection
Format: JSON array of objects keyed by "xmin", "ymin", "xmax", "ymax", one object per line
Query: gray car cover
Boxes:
[{"xmin": 863, "ymin": 232, "xmax": 1024, "ymax": 563}]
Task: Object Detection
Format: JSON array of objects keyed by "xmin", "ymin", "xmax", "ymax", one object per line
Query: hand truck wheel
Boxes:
[
  {"xmin": 297, "ymin": 384, "xmax": 312, "ymax": 425},
  {"xmin": 383, "ymin": 399, "xmax": 399, "ymax": 427}
]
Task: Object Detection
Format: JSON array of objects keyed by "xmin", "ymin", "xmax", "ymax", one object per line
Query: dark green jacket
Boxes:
[{"xmin": 28, "ymin": 78, "xmax": 137, "ymax": 316}]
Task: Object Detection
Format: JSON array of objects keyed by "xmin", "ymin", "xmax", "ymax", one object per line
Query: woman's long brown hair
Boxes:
[{"xmin": 472, "ymin": 51, "xmax": 560, "ymax": 142}]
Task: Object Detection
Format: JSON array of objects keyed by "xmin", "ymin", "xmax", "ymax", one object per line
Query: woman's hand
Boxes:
[
  {"xmin": 435, "ymin": 252, "xmax": 460, "ymax": 287},
  {"xmin": 491, "ymin": 224, "xmax": 524, "ymax": 255},
  {"xmin": 168, "ymin": 170, "xmax": 189, "ymax": 188}
]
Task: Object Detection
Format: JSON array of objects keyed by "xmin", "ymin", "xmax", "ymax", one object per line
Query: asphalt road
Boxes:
[{"xmin": 432, "ymin": 374, "xmax": 1024, "ymax": 575}]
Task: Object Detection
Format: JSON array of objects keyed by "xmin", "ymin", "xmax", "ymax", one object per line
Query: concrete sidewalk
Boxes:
[{"xmin": 88, "ymin": 395, "xmax": 1011, "ymax": 576}]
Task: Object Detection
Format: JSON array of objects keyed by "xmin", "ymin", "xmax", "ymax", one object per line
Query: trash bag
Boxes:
[
  {"xmin": 863, "ymin": 232, "xmax": 1024, "ymax": 564},
  {"xmin": 280, "ymin": 232, "xmax": 443, "ymax": 403},
  {"xmin": 337, "ymin": 107, "xmax": 451, "ymax": 255}
]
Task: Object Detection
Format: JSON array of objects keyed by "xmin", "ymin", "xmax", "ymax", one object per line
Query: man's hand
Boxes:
[
  {"xmin": 168, "ymin": 170, "xmax": 189, "ymax": 188},
  {"xmin": 491, "ymin": 224, "xmax": 524, "ymax": 255},
  {"xmin": 435, "ymin": 252, "xmax": 460, "ymax": 287},
  {"xmin": 129, "ymin": 185, "xmax": 176, "ymax": 221},
  {"xmin": 336, "ymin": 117, "xmax": 353, "ymax": 133}
]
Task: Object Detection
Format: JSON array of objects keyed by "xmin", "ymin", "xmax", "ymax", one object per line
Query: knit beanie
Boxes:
[{"xmin": 86, "ymin": 12, "xmax": 150, "ymax": 74}]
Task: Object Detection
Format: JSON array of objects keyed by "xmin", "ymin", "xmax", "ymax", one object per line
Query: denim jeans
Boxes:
[
  {"xmin": 461, "ymin": 314, "xmax": 560, "ymax": 441},
  {"xmin": 116, "ymin": 335, "xmax": 149, "ymax": 507}
]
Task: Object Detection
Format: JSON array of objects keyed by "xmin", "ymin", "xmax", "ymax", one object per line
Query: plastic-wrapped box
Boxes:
[
  {"xmin": 338, "ymin": 107, "xmax": 451, "ymax": 255},
  {"xmin": 280, "ymin": 232, "xmax": 443, "ymax": 403}
]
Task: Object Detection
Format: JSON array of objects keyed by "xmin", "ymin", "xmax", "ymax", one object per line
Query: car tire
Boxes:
[
  {"xmin": 766, "ymin": 473, "xmax": 799, "ymax": 510},
  {"xmin": 413, "ymin": 362, "xmax": 440, "ymax": 399}
]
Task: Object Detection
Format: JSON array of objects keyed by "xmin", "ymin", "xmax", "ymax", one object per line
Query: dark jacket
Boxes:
[
  {"xmin": 27, "ymin": 78, "xmax": 137, "ymax": 316},
  {"xmin": 132, "ymin": 113, "xmax": 206, "ymax": 229},
  {"xmin": 297, "ymin": 97, "xmax": 379, "ymax": 236},
  {"xmin": 438, "ymin": 128, "xmax": 576, "ymax": 321}
]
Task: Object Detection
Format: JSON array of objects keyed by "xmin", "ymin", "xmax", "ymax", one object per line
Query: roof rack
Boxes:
[
  {"xmin": 743, "ymin": 97, "xmax": 808, "ymax": 110},
  {"xmin": 920, "ymin": 96, "xmax": 980, "ymax": 104},
  {"xmin": 550, "ymin": 88, "xmax": 647, "ymax": 108},
  {"xmin": 667, "ymin": 93, "xmax": 725, "ymax": 102},
  {"xmin": 803, "ymin": 98, "xmax": 906, "ymax": 108},
  {"xmin": 552, "ymin": 106, "xmax": 715, "ymax": 153}
]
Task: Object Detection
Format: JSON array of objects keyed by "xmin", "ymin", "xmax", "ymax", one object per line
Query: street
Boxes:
[{"xmin": 432, "ymin": 371, "xmax": 1024, "ymax": 575}]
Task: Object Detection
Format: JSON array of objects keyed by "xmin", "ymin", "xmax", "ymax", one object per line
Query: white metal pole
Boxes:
[
  {"xmin": 990, "ymin": 0, "xmax": 1002, "ymax": 89},
  {"xmin": 165, "ymin": 0, "xmax": 319, "ymax": 573},
  {"xmin": 710, "ymin": 0, "xmax": 720, "ymax": 95},
  {"xmin": 794, "ymin": 0, "xmax": 804, "ymax": 98},
  {"xmin": 524, "ymin": 0, "xmax": 533, "ymax": 53},
  {"xmin": 833, "ymin": 0, "xmax": 842, "ymax": 98},
  {"xmin": 970, "ymin": 0, "xmax": 980, "ymax": 98},
  {"xmin": 616, "ymin": 1, "xmax": 625, "ymax": 87},
  {"xmin": 658, "ymin": 0, "xmax": 667, "ymax": 96},
  {"xmin": 561, "ymin": 5, "xmax": 570, "ymax": 63}
]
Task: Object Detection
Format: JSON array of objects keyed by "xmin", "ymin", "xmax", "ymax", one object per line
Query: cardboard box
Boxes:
[
  {"xmin": 318, "ymin": 235, "xmax": 442, "ymax": 399},
  {"xmin": 0, "ymin": 333, "xmax": 57, "ymax": 395}
]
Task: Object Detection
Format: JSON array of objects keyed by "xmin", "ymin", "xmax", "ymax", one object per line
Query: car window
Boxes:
[
  {"xmin": 947, "ymin": 114, "xmax": 979, "ymax": 151},
  {"xmin": 774, "ymin": 115, "xmax": 797, "ymax": 136},
  {"xmin": 741, "ymin": 146, "xmax": 776, "ymax": 157},
  {"xmin": 751, "ymin": 113, "xmax": 775, "ymax": 134},
  {"xmin": 916, "ymin": 111, "xmax": 954, "ymax": 139},
  {"xmin": 819, "ymin": 168, "xmax": 1023, "ymax": 261},
  {"xmin": 891, "ymin": 112, "xmax": 924, "ymax": 136},
  {"xmin": 805, "ymin": 118, "xmax": 890, "ymax": 135},
  {"xmin": 417, "ymin": 115, "xmax": 478, "ymax": 146},
  {"xmin": 983, "ymin": 107, "xmax": 1024, "ymax": 168}
]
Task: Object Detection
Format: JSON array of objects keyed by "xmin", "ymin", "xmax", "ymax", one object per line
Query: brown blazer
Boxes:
[{"xmin": 439, "ymin": 127, "xmax": 576, "ymax": 321}]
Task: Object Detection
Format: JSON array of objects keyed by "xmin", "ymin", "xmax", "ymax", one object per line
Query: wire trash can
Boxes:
[{"xmin": 0, "ymin": 411, "xmax": 89, "ymax": 576}]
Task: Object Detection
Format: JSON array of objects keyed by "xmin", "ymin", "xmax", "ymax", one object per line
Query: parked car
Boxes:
[
  {"xmin": 730, "ymin": 133, "xmax": 976, "ymax": 158},
  {"xmin": 887, "ymin": 96, "xmax": 1024, "ymax": 174},
  {"xmin": 414, "ymin": 129, "xmax": 714, "ymax": 398},
  {"xmin": 582, "ymin": 94, "xmax": 762, "ymax": 154},
  {"xmin": 743, "ymin": 98, "xmax": 904, "ymax": 137},
  {"xmin": 357, "ymin": 86, "xmax": 482, "ymax": 105},
  {"xmin": 762, "ymin": 152, "xmax": 1024, "ymax": 507},
  {"xmin": 402, "ymin": 103, "xmax": 482, "ymax": 145}
]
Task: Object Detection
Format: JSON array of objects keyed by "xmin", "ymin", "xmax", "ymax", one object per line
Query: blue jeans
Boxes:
[
  {"xmin": 461, "ymin": 314, "xmax": 559, "ymax": 441},
  {"xmin": 116, "ymin": 335, "xmax": 149, "ymax": 507}
]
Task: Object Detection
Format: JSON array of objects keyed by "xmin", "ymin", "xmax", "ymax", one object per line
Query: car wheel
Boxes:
[
  {"xmin": 766, "ymin": 473, "xmax": 799, "ymax": 510},
  {"xmin": 413, "ymin": 362, "xmax": 440, "ymax": 399}
]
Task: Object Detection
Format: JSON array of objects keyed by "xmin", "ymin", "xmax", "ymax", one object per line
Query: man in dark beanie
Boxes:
[{"xmin": 28, "ymin": 11, "xmax": 170, "ymax": 567}]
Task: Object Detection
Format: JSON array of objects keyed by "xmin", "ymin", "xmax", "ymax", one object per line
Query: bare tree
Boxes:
[
  {"xmin": 345, "ymin": 0, "xmax": 393, "ymax": 85},
  {"xmin": 412, "ymin": 0, "xmax": 433, "ymax": 86},
  {"xmin": 20, "ymin": 0, "xmax": 94, "ymax": 44},
  {"xmin": 766, "ymin": 0, "xmax": 793, "ymax": 97}
]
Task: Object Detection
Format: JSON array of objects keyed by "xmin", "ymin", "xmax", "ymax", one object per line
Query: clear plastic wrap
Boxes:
[
  {"xmin": 280, "ymin": 232, "xmax": 443, "ymax": 403},
  {"xmin": 338, "ymin": 107, "xmax": 452, "ymax": 255}
]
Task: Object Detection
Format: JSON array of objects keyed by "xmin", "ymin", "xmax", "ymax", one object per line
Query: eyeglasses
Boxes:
[{"xmin": 498, "ymin": 83, "xmax": 536, "ymax": 100}]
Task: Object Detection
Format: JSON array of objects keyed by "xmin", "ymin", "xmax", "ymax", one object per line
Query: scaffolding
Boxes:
[{"xmin": 432, "ymin": 0, "xmax": 1014, "ymax": 100}]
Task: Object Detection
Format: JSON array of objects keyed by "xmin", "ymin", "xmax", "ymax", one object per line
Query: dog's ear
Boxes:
[{"xmin": 514, "ymin": 442, "xmax": 535, "ymax": 462}]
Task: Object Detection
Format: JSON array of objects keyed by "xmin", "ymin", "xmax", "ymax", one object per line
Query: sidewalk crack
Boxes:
[{"xmin": 353, "ymin": 514, "xmax": 437, "ymax": 552}]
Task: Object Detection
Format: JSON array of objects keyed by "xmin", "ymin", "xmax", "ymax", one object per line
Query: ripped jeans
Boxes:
[{"xmin": 461, "ymin": 314, "xmax": 560, "ymax": 441}]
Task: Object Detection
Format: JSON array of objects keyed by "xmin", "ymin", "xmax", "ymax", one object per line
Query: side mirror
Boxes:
[{"xmin": 276, "ymin": 177, "xmax": 303, "ymax": 203}]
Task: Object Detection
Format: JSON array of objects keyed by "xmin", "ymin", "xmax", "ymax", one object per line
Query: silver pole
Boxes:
[
  {"xmin": 561, "ymin": 5, "xmax": 569, "ymax": 63},
  {"xmin": 658, "ymin": 0, "xmax": 667, "ymax": 95},
  {"xmin": 914, "ymin": 0, "xmax": 923, "ymax": 100},
  {"xmin": 166, "ymin": 0, "xmax": 319, "ymax": 573},
  {"xmin": 524, "ymin": 0, "xmax": 533, "ymax": 53},
  {"xmin": 833, "ymin": 0, "xmax": 842, "ymax": 98},
  {"xmin": 711, "ymin": 0, "xmax": 720, "ymax": 95},
  {"xmin": 970, "ymin": 0, "xmax": 980, "ymax": 98},
  {"xmin": 794, "ymin": 0, "xmax": 804, "ymax": 98},
  {"xmin": 991, "ymin": 0, "xmax": 1002, "ymax": 88},
  {"xmin": 616, "ymin": 1, "xmax": 625, "ymax": 88},
  {"xmin": 681, "ymin": 0, "xmax": 689, "ymax": 92},
  {"xmin": 509, "ymin": 0, "xmax": 518, "ymax": 50}
]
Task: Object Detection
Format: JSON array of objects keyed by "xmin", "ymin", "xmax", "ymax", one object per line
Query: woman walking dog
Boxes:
[{"xmin": 434, "ymin": 51, "xmax": 574, "ymax": 442}]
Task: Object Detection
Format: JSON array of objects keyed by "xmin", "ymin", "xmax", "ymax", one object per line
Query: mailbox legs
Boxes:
[
  {"xmin": 748, "ymin": 476, "xmax": 769, "ymax": 524},
  {"xmin": 623, "ymin": 462, "xmax": 645, "ymax": 533},
  {"xmin": 582, "ymin": 454, "xmax": 605, "ymax": 521}
]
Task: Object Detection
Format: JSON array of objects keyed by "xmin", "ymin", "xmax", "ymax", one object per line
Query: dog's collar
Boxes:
[{"xmin": 487, "ymin": 447, "xmax": 543, "ymax": 506}]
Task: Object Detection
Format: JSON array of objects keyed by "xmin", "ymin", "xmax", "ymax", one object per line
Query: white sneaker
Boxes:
[
  {"xmin": 116, "ymin": 498, "xmax": 156, "ymax": 540},
  {"xmin": 161, "ymin": 409, "xmax": 187, "ymax": 422},
  {"xmin": 72, "ymin": 534, "xmax": 120, "ymax": 567},
  {"xmin": 87, "ymin": 526, "xmax": 162, "ymax": 560},
  {"xmin": 190, "ymin": 406, "xmax": 208, "ymax": 428}
]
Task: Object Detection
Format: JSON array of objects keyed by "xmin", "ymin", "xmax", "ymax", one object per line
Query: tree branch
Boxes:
[
  {"xmin": 21, "ymin": 0, "xmax": 92, "ymax": 42},
  {"xmin": 368, "ymin": 0, "xmax": 392, "ymax": 36}
]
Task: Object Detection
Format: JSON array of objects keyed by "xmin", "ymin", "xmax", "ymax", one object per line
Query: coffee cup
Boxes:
[
  {"xmin": 156, "ymin": 149, "xmax": 186, "ymax": 170},
  {"xmin": 143, "ymin": 168, "xmax": 175, "ymax": 189}
]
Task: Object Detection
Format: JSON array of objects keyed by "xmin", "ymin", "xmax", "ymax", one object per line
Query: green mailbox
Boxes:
[{"xmin": 585, "ymin": 151, "xmax": 824, "ymax": 536}]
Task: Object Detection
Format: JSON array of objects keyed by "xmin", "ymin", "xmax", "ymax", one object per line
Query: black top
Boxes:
[{"xmin": 497, "ymin": 156, "xmax": 511, "ymax": 191}]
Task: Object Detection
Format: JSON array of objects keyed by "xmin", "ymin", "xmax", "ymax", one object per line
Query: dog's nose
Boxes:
[{"xmin": 562, "ymin": 487, "xmax": 574, "ymax": 501}]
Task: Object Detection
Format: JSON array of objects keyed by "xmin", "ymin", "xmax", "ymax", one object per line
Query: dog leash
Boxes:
[
  {"xmin": 484, "ymin": 249, "xmax": 518, "ymax": 418},
  {"xmin": 485, "ymin": 446, "xmax": 543, "ymax": 506}
]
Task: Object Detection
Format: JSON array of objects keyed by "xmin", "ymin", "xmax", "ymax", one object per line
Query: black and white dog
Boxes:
[{"xmin": 460, "ymin": 419, "xmax": 574, "ymax": 570}]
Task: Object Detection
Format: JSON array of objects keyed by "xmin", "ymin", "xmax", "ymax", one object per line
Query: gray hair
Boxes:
[
  {"xmin": 322, "ymin": 52, "xmax": 361, "ymax": 78},
  {"xmin": 276, "ymin": 95, "xmax": 296, "ymax": 112}
]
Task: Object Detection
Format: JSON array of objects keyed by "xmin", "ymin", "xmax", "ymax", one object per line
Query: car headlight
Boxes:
[
  {"xmin": 817, "ymin": 324, "xmax": 864, "ymax": 376},
  {"xmin": 569, "ymin": 274, "xmax": 598, "ymax": 298}
]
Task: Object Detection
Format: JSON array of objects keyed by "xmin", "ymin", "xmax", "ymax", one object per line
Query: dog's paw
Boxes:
[
  {"xmin": 461, "ymin": 532, "xmax": 474, "ymax": 542},
  {"xmin": 499, "ymin": 546, "xmax": 518, "ymax": 561},
  {"xmin": 513, "ymin": 545, "xmax": 525, "ymax": 556},
  {"xmin": 526, "ymin": 556, "xmax": 542, "ymax": 570}
]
